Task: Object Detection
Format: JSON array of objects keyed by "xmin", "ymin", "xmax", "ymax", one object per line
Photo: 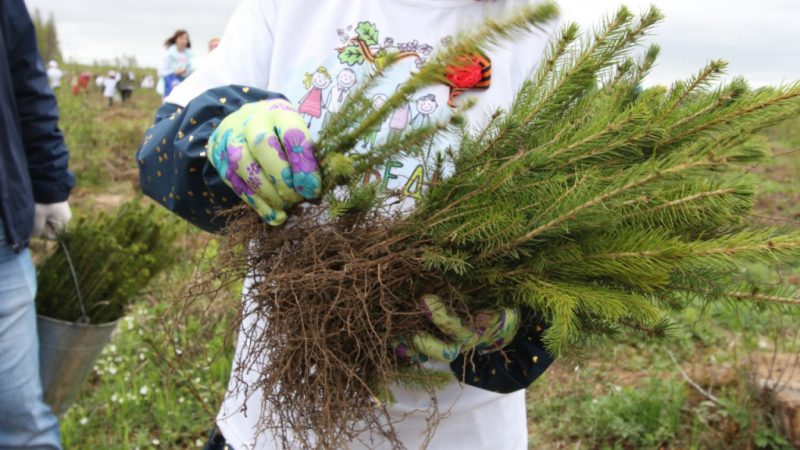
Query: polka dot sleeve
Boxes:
[
  {"xmin": 450, "ymin": 309, "xmax": 555, "ymax": 394},
  {"xmin": 137, "ymin": 85, "xmax": 288, "ymax": 233}
]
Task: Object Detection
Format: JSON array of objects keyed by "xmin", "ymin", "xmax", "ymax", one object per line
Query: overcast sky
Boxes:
[{"xmin": 22, "ymin": 0, "xmax": 800, "ymax": 87}]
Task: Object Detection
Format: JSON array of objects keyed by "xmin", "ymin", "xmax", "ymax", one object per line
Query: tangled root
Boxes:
[{"xmin": 208, "ymin": 206, "xmax": 464, "ymax": 449}]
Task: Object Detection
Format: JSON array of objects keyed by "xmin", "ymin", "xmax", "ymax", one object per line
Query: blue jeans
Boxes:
[{"xmin": 0, "ymin": 227, "xmax": 61, "ymax": 450}]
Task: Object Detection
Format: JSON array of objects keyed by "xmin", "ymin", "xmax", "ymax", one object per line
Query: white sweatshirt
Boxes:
[
  {"xmin": 46, "ymin": 67, "xmax": 63, "ymax": 89},
  {"xmin": 102, "ymin": 74, "xmax": 120, "ymax": 98},
  {"xmin": 168, "ymin": 1, "xmax": 554, "ymax": 448}
]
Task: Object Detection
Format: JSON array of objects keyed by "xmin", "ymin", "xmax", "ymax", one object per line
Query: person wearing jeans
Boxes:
[
  {"xmin": 0, "ymin": 224, "xmax": 61, "ymax": 449},
  {"xmin": 0, "ymin": 0, "xmax": 75, "ymax": 448}
]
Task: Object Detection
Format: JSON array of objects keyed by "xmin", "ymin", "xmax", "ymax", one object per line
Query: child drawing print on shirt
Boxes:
[
  {"xmin": 402, "ymin": 164, "xmax": 426, "ymax": 201},
  {"xmin": 411, "ymin": 93, "xmax": 440, "ymax": 161},
  {"xmin": 337, "ymin": 21, "xmax": 432, "ymax": 70},
  {"xmin": 387, "ymin": 83, "xmax": 411, "ymax": 141},
  {"xmin": 388, "ymin": 102, "xmax": 411, "ymax": 141},
  {"xmin": 336, "ymin": 25, "xmax": 355, "ymax": 44},
  {"xmin": 411, "ymin": 93, "xmax": 438, "ymax": 127},
  {"xmin": 322, "ymin": 68, "xmax": 357, "ymax": 128},
  {"xmin": 362, "ymin": 93, "xmax": 388, "ymax": 149},
  {"xmin": 298, "ymin": 66, "xmax": 332, "ymax": 128}
]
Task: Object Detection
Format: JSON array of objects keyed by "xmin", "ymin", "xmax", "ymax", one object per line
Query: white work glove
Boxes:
[{"xmin": 32, "ymin": 201, "xmax": 72, "ymax": 240}]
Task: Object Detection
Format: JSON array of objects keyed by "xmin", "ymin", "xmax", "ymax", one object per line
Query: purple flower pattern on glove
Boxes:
[
  {"xmin": 394, "ymin": 343, "xmax": 410, "ymax": 360},
  {"xmin": 267, "ymin": 101, "xmax": 296, "ymax": 112},
  {"xmin": 420, "ymin": 298, "xmax": 434, "ymax": 321},
  {"xmin": 246, "ymin": 162, "xmax": 262, "ymax": 191},
  {"xmin": 225, "ymin": 144, "xmax": 254, "ymax": 196},
  {"xmin": 284, "ymin": 129, "xmax": 319, "ymax": 173},
  {"xmin": 392, "ymin": 337, "xmax": 429, "ymax": 364},
  {"xmin": 270, "ymin": 129, "xmax": 318, "ymax": 173}
]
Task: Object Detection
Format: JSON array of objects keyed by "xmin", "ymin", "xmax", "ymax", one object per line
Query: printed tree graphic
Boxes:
[{"xmin": 338, "ymin": 21, "xmax": 423, "ymax": 69}]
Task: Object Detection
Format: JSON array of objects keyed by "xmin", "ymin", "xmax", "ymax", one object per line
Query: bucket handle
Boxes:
[{"xmin": 48, "ymin": 221, "xmax": 90, "ymax": 325}]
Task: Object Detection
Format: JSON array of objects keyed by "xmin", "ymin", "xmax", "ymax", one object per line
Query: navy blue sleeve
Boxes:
[
  {"xmin": 7, "ymin": 0, "xmax": 74, "ymax": 203},
  {"xmin": 137, "ymin": 85, "xmax": 287, "ymax": 233},
  {"xmin": 450, "ymin": 310, "xmax": 555, "ymax": 394}
]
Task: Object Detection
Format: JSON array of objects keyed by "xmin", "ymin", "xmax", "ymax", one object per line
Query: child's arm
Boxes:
[
  {"xmin": 137, "ymin": 0, "xmax": 286, "ymax": 232},
  {"xmin": 137, "ymin": 86, "xmax": 288, "ymax": 233},
  {"xmin": 394, "ymin": 295, "xmax": 555, "ymax": 394},
  {"xmin": 450, "ymin": 310, "xmax": 555, "ymax": 394},
  {"xmin": 322, "ymin": 89, "xmax": 330, "ymax": 109}
]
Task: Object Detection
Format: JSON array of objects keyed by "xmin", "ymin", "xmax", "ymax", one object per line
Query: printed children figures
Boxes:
[
  {"xmin": 322, "ymin": 68, "xmax": 357, "ymax": 128},
  {"xmin": 362, "ymin": 93, "xmax": 388, "ymax": 149},
  {"xmin": 412, "ymin": 93, "xmax": 440, "ymax": 160},
  {"xmin": 298, "ymin": 67, "xmax": 332, "ymax": 128}
]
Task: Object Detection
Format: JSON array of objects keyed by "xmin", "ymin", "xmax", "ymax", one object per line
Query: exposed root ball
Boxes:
[{"xmin": 215, "ymin": 207, "xmax": 459, "ymax": 449}]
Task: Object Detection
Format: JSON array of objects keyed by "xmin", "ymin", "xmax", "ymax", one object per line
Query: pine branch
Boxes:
[
  {"xmin": 473, "ymin": 8, "xmax": 638, "ymax": 161},
  {"xmin": 674, "ymin": 287, "xmax": 800, "ymax": 306},
  {"xmin": 661, "ymin": 85, "xmax": 800, "ymax": 148},
  {"xmin": 323, "ymin": 1, "xmax": 559, "ymax": 162},
  {"xmin": 292, "ymin": 6, "xmax": 800, "ymax": 360},
  {"xmin": 476, "ymin": 158, "xmax": 718, "ymax": 261},
  {"xmin": 660, "ymin": 60, "xmax": 729, "ymax": 119}
]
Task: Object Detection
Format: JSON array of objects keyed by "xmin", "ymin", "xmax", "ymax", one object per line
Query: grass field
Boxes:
[{"xmin": 39, "ymin": 78, "xmax": 800, "ymax": 449}]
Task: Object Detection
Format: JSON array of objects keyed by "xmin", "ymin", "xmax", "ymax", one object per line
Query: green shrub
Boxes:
[
  {"xmin": 586, "ymin": 379, "xmax": 686, "ymax": 448},
  {"xmin": 36, "ymin": 199, "xmax": 183, "ymax": 323}
]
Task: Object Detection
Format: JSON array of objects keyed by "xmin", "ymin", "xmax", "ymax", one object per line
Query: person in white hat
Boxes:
[
  {"xmin": 46, "ymin": 60, "xmax": 63, "ymax": 90},
  {"xmin": 102, "ymin": 70, "xmax": 120, "ymax": 107}
]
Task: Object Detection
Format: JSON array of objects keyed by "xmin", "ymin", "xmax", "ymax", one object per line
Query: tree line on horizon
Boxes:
[{"xmin": 31, "ymin": 8, "xmax": 62, "ymax": 64}]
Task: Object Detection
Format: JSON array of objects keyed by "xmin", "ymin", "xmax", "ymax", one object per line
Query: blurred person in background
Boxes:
[
  {"xmin": 157, "ymin": 29, "xmax": 195, "ymax": 99},
  {"xmin": 0, "ymin": 1, "xmax": 75, "ymax": 449},
  {"xmin": 46, "ymin": 60, "xmax": 62, "ymax": 90},
  {"xmin": 141, "ymin": 74, "xmax": 156, "ymax": 89},
  {"xmin": 194, "ymin": 37, "xmax": 221, "ymax": 71},
  {"xmin": 208, "ymin": 37, "xmax": 220, "ymax": 52},
  {"xmin": 76, "ymin": 72, "xmax": 91, "ymax": 94},
  {"xmin": 117, "ymin": 66, "xmax": 136, "ymax": 105},
  {"xmin": 103, "ymin": 70, "xmax": 119, "ymax": 107}
]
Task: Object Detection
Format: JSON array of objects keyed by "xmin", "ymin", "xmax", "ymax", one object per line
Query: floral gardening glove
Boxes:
[
  {"xmin": 392, "ymin": 295, "xmax": 520, "ymax": 364},
  {"xmin": 208, "ymin": 99, "xmax": 322, "ymax": 226}
]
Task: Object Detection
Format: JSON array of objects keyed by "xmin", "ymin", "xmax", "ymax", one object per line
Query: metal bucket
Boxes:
[{"xmin": 37, "ymin": 315, "xmax": 118, "ymax": 416}]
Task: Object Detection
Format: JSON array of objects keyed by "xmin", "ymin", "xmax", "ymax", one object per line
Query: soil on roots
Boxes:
[{"xmin": 208, "ymin": 206, "xmax": 464, "ymax": 449}]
